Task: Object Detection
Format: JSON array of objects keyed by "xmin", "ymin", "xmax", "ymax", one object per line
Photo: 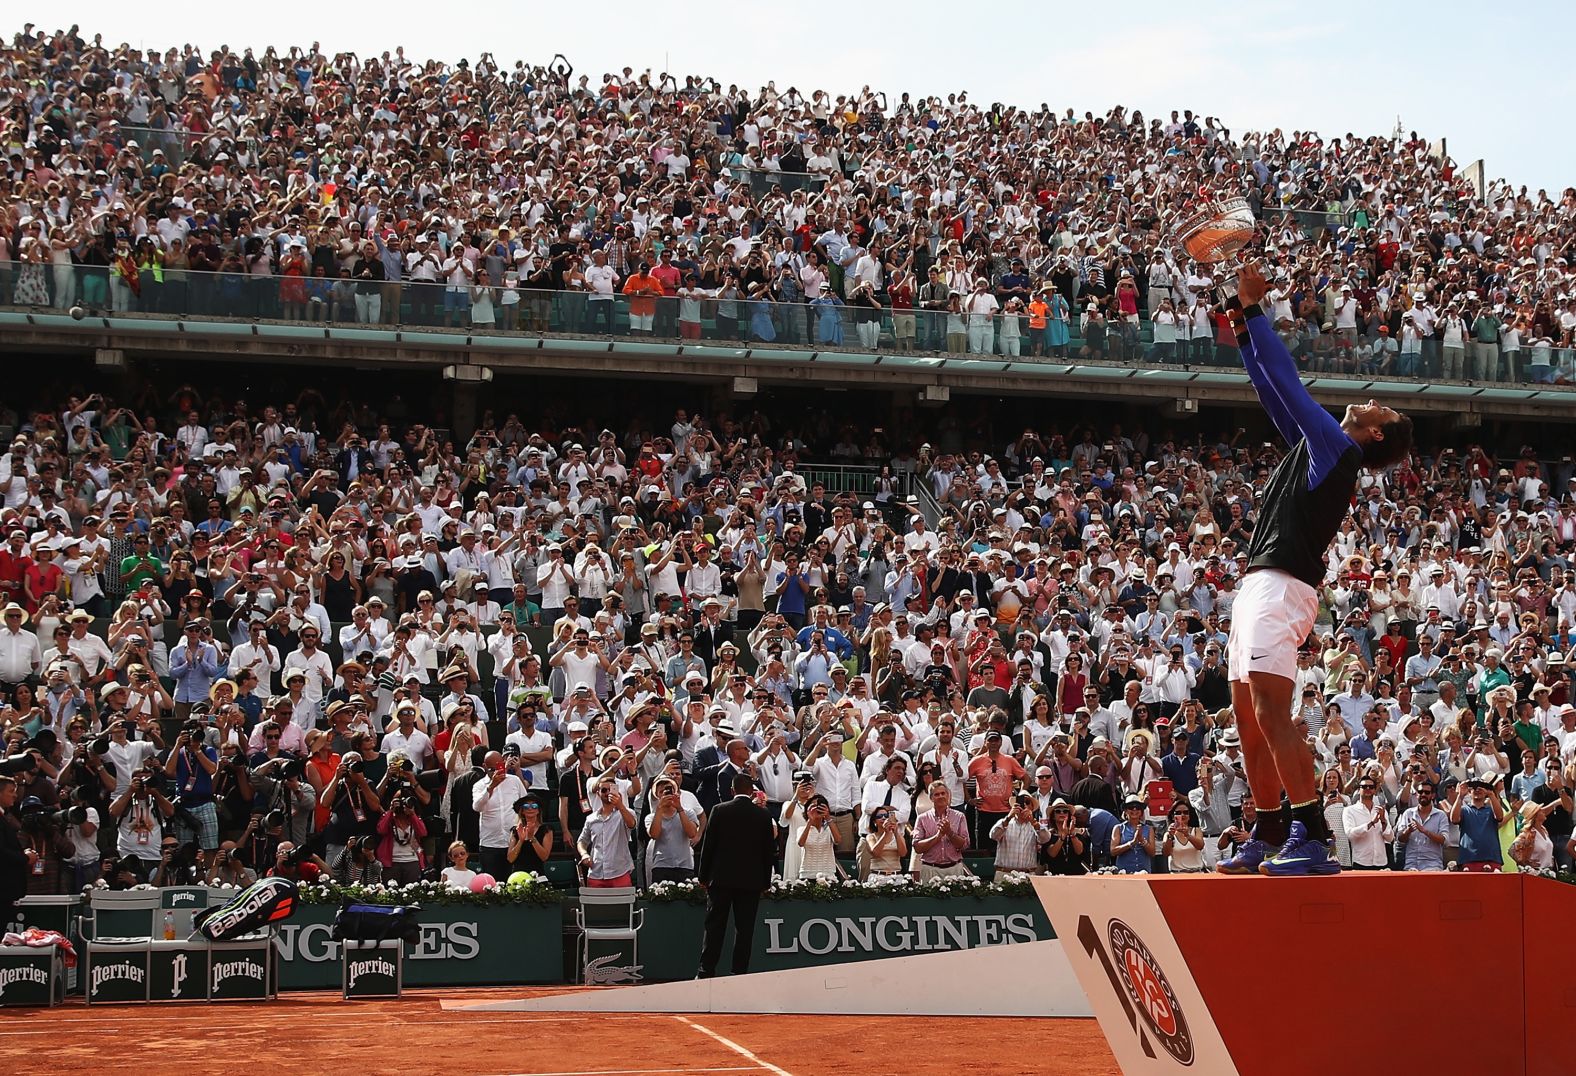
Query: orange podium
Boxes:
[{"xmin": 1034, "ymin": 872, "xmax": 1571, "ymax": 1076}]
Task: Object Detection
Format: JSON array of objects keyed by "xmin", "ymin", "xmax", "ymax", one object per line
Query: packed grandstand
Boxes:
[
  {"xmin": 0, "ymin": 24, "xmax": 1575, "ymax": 911},
  {"xmin": 2, "ymin": 23, "xmax": 1575, "ymax": 377}
]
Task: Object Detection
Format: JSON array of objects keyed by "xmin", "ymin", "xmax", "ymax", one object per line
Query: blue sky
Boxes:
[{"xmin": 33, "ymin": 1, "xmax": 1575, "ymax": 194}]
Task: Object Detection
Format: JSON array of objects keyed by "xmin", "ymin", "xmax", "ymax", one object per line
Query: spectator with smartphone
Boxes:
[
  {"xmin": 988, "ymin": 793, "xmax": 1048, "ymax": 879},
  {"xmin": 1450, "ymin": 777, "xmax": 1507, "ymax": 872},
  {"xmin": 1395, "ymin": 781, "xmax": 1449, "ymax": 870},
  {"xmin": 569, "ymin": 761, "xmax": 630, "ymax": 876}
]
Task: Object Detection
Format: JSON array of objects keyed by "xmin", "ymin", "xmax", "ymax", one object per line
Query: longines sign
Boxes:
[
  {"xmin": 765, "ymin": 912, "xmax": 1040, "ymax": 956},
  {"xmin": 274, "ymin": 904, "xmax": 559, "ymax": 989},
  {"xmin": 638, "ymin": 896, "xmax": 1057, "ymax": 979}
]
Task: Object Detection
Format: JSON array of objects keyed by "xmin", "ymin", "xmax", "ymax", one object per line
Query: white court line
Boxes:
[{"xmin": 673, "ymin": 1015, "xmax": 793, "ymax": 1076}]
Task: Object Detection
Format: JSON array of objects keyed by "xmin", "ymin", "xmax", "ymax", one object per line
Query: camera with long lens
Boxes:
[
  {"xmin": 277, "ymin": 757, "xmax": 307, "ymax": 781},
  {"xmin": 16, "ymin": 797, "xmax": 53, "ymax": 835},
  {"xmin": 183, "ymin": 722, "xmax": 206, "ymax": 744},
  {"xmin": 343, "ymin": 756, "xmax": 363, "ymax": 774},
  {"xmin": 49, "ymin": 804, "xmax": 90, "ymax": 828}
]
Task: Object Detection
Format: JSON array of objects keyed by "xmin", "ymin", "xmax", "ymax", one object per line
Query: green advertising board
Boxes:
[
  {"xmin": 342, "ymin": 941, "xmax": 403, "ymax": 998},
  {"xmin": 275, "ymin": 903, "xmax": 561, "ymax": 989},
  {"xmin": 637, "ymin": 894, "xmax": 1054, "ymax": 982},
  {"xmin": 0, "ymin": 947, "xmax": 64, "ymax": 1006},
  {"xmin": 86, "ymin": 944, "xmax": 151, "ymax": 1004},
  {"xmin": 148, "ymin": 943, "xmax": 208, "ymax": 1003}
]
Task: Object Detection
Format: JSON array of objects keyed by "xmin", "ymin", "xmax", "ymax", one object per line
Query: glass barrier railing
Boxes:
[
  {"xmin": 116, "ymin": 126, "xmax": 195, "ymax": 167},
  {"xmin": 1, "ymin": 261, "xmax": 1571, "ymax": 384}
]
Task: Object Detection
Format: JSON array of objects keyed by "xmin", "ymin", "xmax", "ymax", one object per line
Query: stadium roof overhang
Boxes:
[{"xmin": 3, "ymin": 312, "xmax": 1573, "ymax": 422}]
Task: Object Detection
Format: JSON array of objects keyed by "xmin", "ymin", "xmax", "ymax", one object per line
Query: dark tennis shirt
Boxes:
[
  {"xmin": 1247, "ymin": 438, "xmax": 1362, "ymax": 588},
  {"xmin": 1238, "ymin": 307, "xmax": 1362, "ymax": 589}
]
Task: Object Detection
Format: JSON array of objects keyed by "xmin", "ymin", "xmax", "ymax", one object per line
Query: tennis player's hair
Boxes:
[{"xmin": 1362, "ymin": 415, "xmax": 1413, "ymax": 470}]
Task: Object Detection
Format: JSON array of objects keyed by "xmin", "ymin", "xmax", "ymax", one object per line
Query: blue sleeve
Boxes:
[
  {"xmin": 1235, "ymin": 318, "xmax": 1300, "ymax": 446},
  {"xmin": 1245, "ymin": 312, "xmax": 1356, "ymax": 488}
]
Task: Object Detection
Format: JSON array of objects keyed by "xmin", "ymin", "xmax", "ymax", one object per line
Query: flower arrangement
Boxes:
[
  {"xmin": 644, "ymin": 872, "xmax": 1036, "ymax": 904},
  {"xmin": 299, "ymin": 874, "xmax": 562, "ymax": 908}
]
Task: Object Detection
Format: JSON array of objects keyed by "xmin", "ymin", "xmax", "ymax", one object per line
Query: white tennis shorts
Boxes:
[{"xmin": 1227, "ymin": 568, "xmax": 1319, "ymax": 683}]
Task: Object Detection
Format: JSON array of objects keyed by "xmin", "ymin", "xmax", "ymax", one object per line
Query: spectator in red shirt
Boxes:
[
  {"xmin": 23, "ymin": 541, "xmax": 65, "ymax": 613},
  {"xmin": 968, "ymin": 729, "xmax": 1025, "ymax": 854}
]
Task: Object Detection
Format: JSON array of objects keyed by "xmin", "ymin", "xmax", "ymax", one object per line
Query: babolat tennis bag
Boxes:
[
  {"xmin": 331, "ymin": 903, "xmax": 422, "ymax": 945},
  {"xmin": 194, "ymin": 877, "xmax": 299, "ymax": 940}
]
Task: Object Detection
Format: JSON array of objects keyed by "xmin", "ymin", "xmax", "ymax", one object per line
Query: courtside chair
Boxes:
[{"xmin": 574, "ymin": 887, "xmax": 644, "ymax": 984}]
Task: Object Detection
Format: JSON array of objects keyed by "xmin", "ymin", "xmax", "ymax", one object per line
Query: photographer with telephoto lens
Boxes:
[
  {"xmin": 331, "ymin": 833, "xmax": 383, "ymax": 885},
  {"xmin": 107, "ymin": 759, "xmax": 175, "ymax": 883},
  {"xmin": 251, "ymin": 753, "xmax": 315, "ymax": 846},
  {"xmin": 319, "ymin": 732, "xmax": 385, "ymax": 868},
  {"xmin": 161, "ymin": 717, "xmax": 220, "ymax": 872},
  {"xmin": 206, "ymin": 840, "xmax": 257, "ymax": 886},
  {"xmin": 376, "ymin": 778, "xmax": 428, "ymax": 884}
]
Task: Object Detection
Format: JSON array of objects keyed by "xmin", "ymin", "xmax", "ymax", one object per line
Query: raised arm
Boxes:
[{"xmin": 1234, "ymin": 264, "xmax": 1355, "ymax": 488}]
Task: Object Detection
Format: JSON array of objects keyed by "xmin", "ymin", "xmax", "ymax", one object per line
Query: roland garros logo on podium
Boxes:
[{"xmin": 1078, "ymin": 914, "xmax": 1194, "ymax": 1066}]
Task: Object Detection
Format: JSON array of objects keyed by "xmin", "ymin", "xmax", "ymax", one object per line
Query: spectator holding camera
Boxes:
[
  {"xmin": 98, "ymin": 715, "xmax": 158, "ymax": 798},
  {"xmin": 206, "ymin": 841, "xmax": 257, "ymax": 887},
  {"xmin": 472, "ymin": 750, "xmax": 529, "ymax": 879},
  {"xmin": 1395, "ymin": 781, "xmax": 1449, "ymax": 870},
  {"xmin": 319, "ymin": 737, "xmax": 385, "ymax": 869},
  {"xmin": 163, "ymin": 719, "xmax": 219, "ymax": 869},
  {"xmin": 1450, "ymin": 777, "xmax": 1508, "ymax": 872},
  {"xmin": 577, "ymin": 778, "xmax": 637, "ymax": 887},
  {"xmin": 987, "ymin": 793, "xmax": 1047, "ymax": 879},
  {"xmin": 273, "ymin": 841, "xmax": 327, "ymax": 883},
  {"xmin": 645, "ymin": 776, "xmax": 700, "ymax": 882},
  {"xmin": 506, "ymin": 796, "xmax": 555, "ymax": 874},
  {"xmin": 377, "ymin": 789, "xmax": 428, "ymax": 884},
  {"xmin": 251, "ymin": 755, "xmax": 315, "ymax": 845},
  {"xmin": 108, "ymin": 763, "xmax": 174, "ymax": 883}
]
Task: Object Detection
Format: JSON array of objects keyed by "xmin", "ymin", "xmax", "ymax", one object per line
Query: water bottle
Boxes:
[{"xmin": 163, "ymin": 910, "xmax": 176, "ymax": 941}]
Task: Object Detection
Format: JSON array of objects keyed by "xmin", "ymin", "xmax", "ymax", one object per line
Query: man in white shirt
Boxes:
[
  {"xmin": 536, "ymin": 544, "xmax": 576, "ymax": 619},
  {"xmin": 1341, "ymin": 775, "xmax": 1394, "ymax": 869},
  {"xmin": 902, "ymin": 515, "xmax": 939, "ymax": 556},
  {"xmin": 228, "ymin": 622, "xmax": 281, "ymax": 695},
  {"xmin": 963, "ymin": 279, "xmax": 1000, "ymax": 354},
  {"xmin": 282, "ymin": 627, "xmax": 335, "ymax": 702},
  {"xmin": 585, "ymin": 250, "xmax": 617, "ymax": 333},
  {"xmin": 504, "ymin": 719, "xmax": 555, "ymax": 790},
  {"xmin": 920, "ymin": 719, "xmax": 970, "ymax": 806},
  {"xmin": 684, "ymin": 543, "xmax": 722, "ymax": 608},
  {"xmin": 381, "ymin": 700, "xmax": 436, "ymax": 771},
  {"xmin": 809, "ymin": 733, "xmax": 860, "ymax": 851},
  {"xmin": 0, "ymin": 603, "xmax": 41, "ymax": 689},
  {"xmin": 472, "ymin": 750, "xmax": 530, "ymax": 878},
  {"xmin": 338, "ymin": 606, "xmax": 385, "ymax": 660}
]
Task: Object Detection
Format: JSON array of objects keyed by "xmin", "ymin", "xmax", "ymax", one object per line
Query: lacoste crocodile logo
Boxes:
[{"xmin": 584, "ymin": 954, "xmax": 644, "ymax": 985}]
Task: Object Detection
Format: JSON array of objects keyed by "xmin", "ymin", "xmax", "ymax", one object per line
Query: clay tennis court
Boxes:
[{"xmin": 5, "ymin": 987, "xmax": 1118, "ymax": 1075}]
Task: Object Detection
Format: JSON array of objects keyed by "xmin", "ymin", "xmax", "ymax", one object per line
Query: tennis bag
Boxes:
[
  {"xmin": 331, "ymin": 902, "xmax": 422, "ymax": 945},
  {"xmin": 193, "ymin": 876, "xmax": 299, "ymax": 940}
]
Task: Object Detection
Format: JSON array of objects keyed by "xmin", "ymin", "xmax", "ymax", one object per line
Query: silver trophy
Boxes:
[{"xmin": 1172, "ymin": 195, "xmax": 1257, "ymax": 300}]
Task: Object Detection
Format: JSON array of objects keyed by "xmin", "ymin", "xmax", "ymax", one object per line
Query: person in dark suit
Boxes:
[
  {"xmin": 690, "ymin": 602, "xmax": 735, "ymax": 669},
  {"xmin": 690, "ymin": 721, "xmax": 735, "ymax": 812},
  {"xmin": 0, "ymin": 775, "xmax": 35, "ymax": 927},
  {"xmin": 696, "ymin": 773, "xmax": 776, "ymax": 978}
]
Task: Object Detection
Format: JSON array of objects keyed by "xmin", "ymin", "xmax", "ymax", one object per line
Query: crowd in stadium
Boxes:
[
  {"xmin": 2, "ymin": 23, "xmax": 1576, "ymax": 914},
  {"xmin": 2, "ymin": 24, "xmax": 1576, "ymax": 379},
  {"xmin": 0, "ymin": 373, "xmax": 1572, "ymax": 905}
]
